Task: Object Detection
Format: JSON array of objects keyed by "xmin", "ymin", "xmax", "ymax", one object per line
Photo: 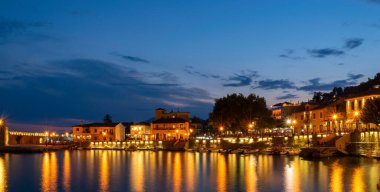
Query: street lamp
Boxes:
[
  {"xmin": 354, "ymin": 111, "xmax": 360, "ymax": 131},
  {"xmin": 219, "ymin": 126, "xmax": 224, "ymax": 136},
  {"xmin": 333, "ymin": 114, "xmax": 337, "ymax": 133}
]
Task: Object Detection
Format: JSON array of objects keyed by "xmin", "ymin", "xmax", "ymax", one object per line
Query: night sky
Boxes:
[{"xmin": 1, "ymin": 0, "xmax": 380, "ymax": 131}]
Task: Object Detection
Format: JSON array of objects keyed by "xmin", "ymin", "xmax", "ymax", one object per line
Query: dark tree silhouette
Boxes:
[
  {"xmin": 103, "ymin": 114, "xmax": 113, "ymax": 123},
  {"xmin": 360, "ymin": 98, "xmax": 380, "ymax": 128},
  {"xmin": 209, "ymin": 93, "xmax": 275, "ymax": 133}
]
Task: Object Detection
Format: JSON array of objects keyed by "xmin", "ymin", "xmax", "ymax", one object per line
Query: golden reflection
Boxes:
[
  {"xmin": 186, "ymin": 153, "xmax": 195, "ymax": 192},
  {"xmin": 41, "ymin": 152, "xmax": 58, "ymax": 192},
  {"xmin": 99, "ymin": 151, "xmax": 109, "ymax": 192},
  {"xmin": 245, "ymin": 156, "xmax": 257, "ymax": 192},
  {"xmin": 330, "ymin": 161, "xmax": 343, "ymax": 192},
  {"xmin": 217, "ymin": 154, "xmax": 227, "ymax": 192},
  {"xmin": 173, "ymin": 153, "xmax": 182, "ymax": 192},
  {"xmin": 63, "ymin": 150, "xmax": 71, "ymax": 192},
  {"xmin": 0, "ymin": 155, "xmax": 7, "ymax": 192},
  {"xmin": 284, "ymin": 158, "xmax": 300, "ymax": 192},
  {"xmin": 351, "ymin": 167, "xmax": 365, "ymax": 192},
  {"xmin": 130, "ymin": 152, "xmax": 144, "ymax": 191}
]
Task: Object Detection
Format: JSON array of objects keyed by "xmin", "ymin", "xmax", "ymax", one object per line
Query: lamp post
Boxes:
[
  {"xmin": 333, "ymin": 114, "xmax": 337, "ymax": 134},
  {"xmin": 219, "ymin": 126, "xmax": 224, "ymax": 137},
  {"xmin": 354, "ymin": 111, "xmax": 359, "ymax": 132}
]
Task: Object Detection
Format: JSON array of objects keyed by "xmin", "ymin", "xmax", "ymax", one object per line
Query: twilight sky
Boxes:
[{"xmin": 1, "ymin": 0, "xmax": 380, "ymax": 131}]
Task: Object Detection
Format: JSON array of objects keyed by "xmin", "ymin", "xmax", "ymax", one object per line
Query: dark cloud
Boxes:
[
  {"xmin": 223, "ymin": 70, "xmax": 258, "ymax": 87},
  {"xmin": 184, "ymin": 66, "xmax": 221, "ymax": 79},
  {"xmin": 307, "ymin": 48, "xmax": 345, "ymax": 58},
  {"xmin": 275, "ymin": 94, "xmax": 299, "ymax": 100},
  {"xmin": 344, "ymin": 38, "xmax": 364, "ymax": 49},
  {"xmin": 253, "ymin": 79, "xmax": 296, "ymax": 90},
  {"xmin": 119, "ymin": 55, "xmax": 149, "ymax": 63},
  {"xmin": 0, "ymin": 58, "xmax": 213, "ymax": 131},
  {"xmin": 279, "ymin": 49, "xmax": 304, "ymax": 60},
  {"xmin": 298, "ymin": 73, "xmax": 364, "ymax": 91},
  {"xmin": 0, "ymin": 18, "xmax": 45, "ymax": 43}
]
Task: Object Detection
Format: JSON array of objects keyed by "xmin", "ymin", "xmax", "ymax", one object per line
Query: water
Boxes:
[{"xmin": 0, "ymin": 150, "xmax": 379, "ymax": 192}]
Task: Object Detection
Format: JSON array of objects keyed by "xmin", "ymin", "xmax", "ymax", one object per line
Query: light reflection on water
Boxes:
[{"xmin": 0, "ymin": 151, "xmax": 379, "ymax": 191}]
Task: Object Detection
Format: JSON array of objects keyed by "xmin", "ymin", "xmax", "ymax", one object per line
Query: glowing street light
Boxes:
[
  {"xmin": 333, "ymin": 114, "xmax": 337, "ymax": 133},
  {"xmin": 0, "ymin": 119, "xmax": 3, "ymax": 126},
  {"xmin": 354, "ymin": 111, "xmax": 360, "ymax": 131}
]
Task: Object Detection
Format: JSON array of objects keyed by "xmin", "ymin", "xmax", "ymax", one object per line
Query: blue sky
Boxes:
[{"xmin": 0, "ymin": 0, "xmax": 380, "ymax": 131}]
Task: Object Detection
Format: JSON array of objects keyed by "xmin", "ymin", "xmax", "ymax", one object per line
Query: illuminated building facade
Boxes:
[
  {"xmin": 130, "ymin": 123, "xmax": 151, "ymax": 140},
  {"xmin": 72, "ymin": 122, "xmax": 125, "ymax": 142},
  {"xmin": 271, "ymin": 102, "xmax": 301, "ymax": 120},
  {"xmin": 151, "ymin": 108, "xmax": 190, "ymax": 140},
  {"xmin": 344, "ymin": 89, "xmax": 380, "ymax": 131}
]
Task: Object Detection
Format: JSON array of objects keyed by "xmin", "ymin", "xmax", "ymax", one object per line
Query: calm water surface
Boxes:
[{"xmin": 0, "ymin": 150, "xmax": 379, "ymax": 192}]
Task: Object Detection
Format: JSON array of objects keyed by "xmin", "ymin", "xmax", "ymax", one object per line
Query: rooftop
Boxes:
[{"xmin": 72, "ymin": 122, "xmax": 120, "ymax": 127}]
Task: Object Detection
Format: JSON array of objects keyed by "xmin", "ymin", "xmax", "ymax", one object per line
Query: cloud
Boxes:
[
  {"xmin": 279, "ymin": 49, "xmax": 304, "ymax": 60},
  {"xmin": 184, "ymin": 66, "xmax": 221, "ymax": 79},
  {"xmin": 0, "ymin": 58, "xmax": 213, "ymax": 130},
  {"xmin": 344, "ymin": 38, "xmax": 364, "ymax": 49},
  {"xmin": 0, "ymin": 18, "xmax": 45, "ymax": 44},
  {"xmin": 112, "ymin": 52, "xmax": 149, "ymax": 63},
  {"xmin": 298, "ymin": 73, "xmax": 364, "ymax": 91},
  {"xmin": 275, "ymin": 94, "xmax": 299, "ymax": 100},
  {"xmin": 307, "ymin": 48, "xmax": 345, "ymax": 58},
  {"xmin": 223, "ymin": 70, "xmax": 258, "ymax": 87},
  {"xmin": 253, "ymin": 79, "xmax": 297, "ymax": 90}
]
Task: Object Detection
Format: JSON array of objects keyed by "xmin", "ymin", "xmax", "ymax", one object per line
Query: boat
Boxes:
[
  {"xmin": 287, "ymin": 148, "xmax": 301, "ymax": 156},
  {"xmin": 243, "ymin": 149, "xmax": 259, "ymax": 154}
]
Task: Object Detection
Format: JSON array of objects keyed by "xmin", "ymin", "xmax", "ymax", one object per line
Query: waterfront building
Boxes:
[
  {"xmin": 290, "ymin": 87, "xmax": 380, "ymax": 134},
  {"xmin": 344, "ymin": 88, "xmax": 380, "ymax": 131},
  {"xmin": 290, "ymin": 100, "xmax": 346, "ymax": 134},
  {"xmin": 72, "ymin": 122, "xmax": 125, "ymax": 142},
  {"xmin": 151, "ymin": 108, "xmax": 190, "ymax": 140},
  {"xmin": 271, "ymin": 102, "xmax": 301, "ymax": 120},
  {"xmin": 130, "ymin": 122, "xmax": 151, "ymax": 140}
]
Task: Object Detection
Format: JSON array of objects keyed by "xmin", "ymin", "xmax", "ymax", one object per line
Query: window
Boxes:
[
  {"xmin": 76, "ymin": 128, "xmax": 79, "ymax": 131},
  {"xmin": 94, "ymin": 129, "xmax": 97, "ymax": 133},
  {"xmin": 313, "ymin": 113, "xmax": 316, "ymax": 119},
  {"xmin": 358, "ymin": 100, "xmax": 362, "ymax": 109},
  {"xmin": 320, "ymin": 112, "xmax": 322, "ymax": 118},
  {"xmin": 351, "ymin": 101, "xmax": 355, "ymax": 110}
]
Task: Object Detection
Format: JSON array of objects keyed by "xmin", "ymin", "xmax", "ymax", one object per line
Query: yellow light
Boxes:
[
  {"xmin": 190, "ymin": 129, "xmax": 193, "ymax": 133},
  {"xmin": 286, "ymin": 119, "xmax": 291, "ymax": 124},
  {"xmin": 249, "ymin": 124, "xmax": 253, "ymax": 128},
  {"xmin": 0, "ymin": 119, "xmax": 3, "ymax": 125},
  {"xmin": 102, "ymin": 132, "xmax": 106, "ymax": 136},
  {"xmin": 219, "ymin": 126, "xmax": 224, "ymax": 131},
  {"xmin": 333, "ymin": 114, "xmax": 337, "ymax": 119},
  {"xmin": 292, "ymin": 120, "xmax": 297, "ymax": 124},
  {"xmin": 45, "ymin": 132, "xmax": 49, "ymax": 136},
  {"xmin": 65, "ymin": 132, "xmax": 69, "ymax": 137},
  {"xmin": 354, "ymin": 111, "xmax": 359, "ymax": 116},
  {"xmin": 176, "ymin": 130, "xmax": 179, "ymax": 133}
]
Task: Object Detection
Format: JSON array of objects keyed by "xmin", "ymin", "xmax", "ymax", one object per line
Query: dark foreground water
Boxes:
[{"xmin": 0, "ymin": 150, "xmax": 379, "ymax": 192}]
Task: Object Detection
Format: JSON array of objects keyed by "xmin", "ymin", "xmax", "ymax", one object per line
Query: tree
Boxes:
[
  {"xmin": 360, "ymin": 98, "xmax": 380, "ymax": 128},
  {"xmin": 103, "ymin": 114, "xmax": 113, "ymax": 123},
  {"xmin": 209, "ymin": 93, "xmax": 274, "ymax": 133}
]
